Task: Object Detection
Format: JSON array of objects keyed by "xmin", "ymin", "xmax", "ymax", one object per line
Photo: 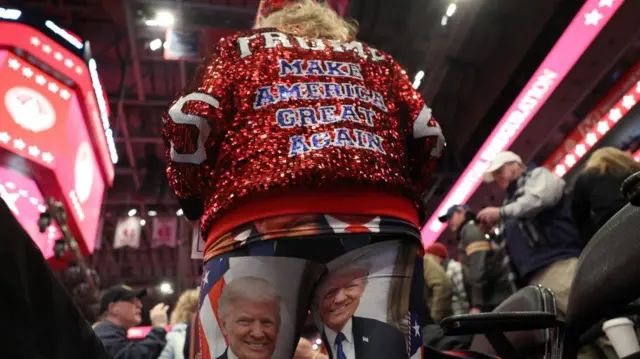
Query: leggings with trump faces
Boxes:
[{"xmin": 195, "ymin": 234, "xmax": 493, "ymax": 359}]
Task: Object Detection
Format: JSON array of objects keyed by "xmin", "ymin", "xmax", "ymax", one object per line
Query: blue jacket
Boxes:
[{"xmin": 500, "ymin": 168, "xmax": 583, "ymax": 279}]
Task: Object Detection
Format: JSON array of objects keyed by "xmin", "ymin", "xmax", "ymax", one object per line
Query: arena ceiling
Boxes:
[{"xmin": 12, "ymin": 0, "xmax": 639, "ymax": 293}]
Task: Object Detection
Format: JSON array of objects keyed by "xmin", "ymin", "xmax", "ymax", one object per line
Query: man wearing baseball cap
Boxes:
[
  {"xmin": 93, "ymin": 285, "xmax": 169, "ymax": 359},
  {"xmin": 439, "ymin": 204, "xmax": 514, "ymax": 314},
  {"xmin": 476, "ymin": 151, "xmax": 583, "ymax": 319}
]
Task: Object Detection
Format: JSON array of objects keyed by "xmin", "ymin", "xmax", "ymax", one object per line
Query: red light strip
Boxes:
[
  {"xmin": 421, "ymin": 0, "xmax": 625, "ymax": 246},
  {"xmin": 549, "ymin": 80, "xmax": 639, "ymax": 177},
  {"xmin": 544, "ymin": 59, "xmax": 640, "ymax": 172}
]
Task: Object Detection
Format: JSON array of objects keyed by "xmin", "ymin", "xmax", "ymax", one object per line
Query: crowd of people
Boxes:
[{"xmin": 422, "ymin": 147, "xmax": 640, "ymax": 356}]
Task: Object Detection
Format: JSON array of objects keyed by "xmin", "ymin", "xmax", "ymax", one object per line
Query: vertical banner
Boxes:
[
  {"xmin": 190, "ymin": 227, "xmax": 205, "ymax": 259},
  {"xmin": 113, "ymin": 216, "xmax": 142, "ymax": 249},
  {"xmin": 151, "ymin": 216, "xmax": 178, "ymax": 248}
]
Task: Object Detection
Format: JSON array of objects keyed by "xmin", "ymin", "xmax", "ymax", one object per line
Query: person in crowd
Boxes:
[
  {"xmin": 217, "ymin": 277, "xmax": 281, "ymax": 359},
  {"xmin": 315, "ymin": 264, "xmax": 407, "ymax": 359},
  {"xmin": 439, "ymin": 204, "xmax": 516, "ymax": 313},
  {"xmin": 94, "ymin": 285, "xmax": 169, "ymax": 359},
  {"xmin": 0, "ymin": 199, "xmax": 110, "ymax": 359},
  {"xmin": 426, "ymin": 242, "xmax": 470, "ymax": 315},
  {"xmin": 159, "ymin": 289, "xmax": 199, "ymax": 359},
  {"xmin": 572, "ymin": 147, "xmax": 640, "ymax": 242},
  {"xmin": 477, "ymin": 151, "xmax": 583, "ymax": 318},
  {"xmin": 423, "ymin": 253, "xmax": 454, "ymax": 322},
  {"xmin": 161, "ymin": 0, "xmax": 510, "ymax": 356}
]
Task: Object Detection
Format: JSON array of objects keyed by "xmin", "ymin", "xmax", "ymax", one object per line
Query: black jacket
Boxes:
[
  {"xmin": 501, "ymin": 168, "xmax": 583, "ymax": 278},
  {"xmin": 457, "ymin": 220, "xmax": 515, "ymax": 311},
  {"xmin": 321, "ymin": 316, "xmax": 406, "ymax": 359},
  {"xmin": 0, "ymin": 198, "xmax": 110, "ymax": 359},
  {"xmin": 571, "ymin": 170, "xmax": 633, "ymax": 242},
  {"xmin": 94, "ymin": 320, "xmax": 166, "ymax": 359}
]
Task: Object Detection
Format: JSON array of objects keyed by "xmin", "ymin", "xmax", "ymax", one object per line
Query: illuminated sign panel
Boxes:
[
  {"xmin": 0, "ymin": 166, "xmax": 62, "ymax": 258},
  {"xmin": 421, "ymin": 0, "xmax": 625, "ymax": 246},
  {"xmin": 544, "ymin": 60, "xmax": 640, "ymax": 174},
  {"xmin": 0, "ymin": 21, "xmax": 116, "ymax": 183},
  {"xmin": 0, "ymin": 51, "xmax": 105, "ymax": 253}
]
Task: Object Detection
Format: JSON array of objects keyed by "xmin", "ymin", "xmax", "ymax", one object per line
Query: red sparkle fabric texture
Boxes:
[{"xmin": 162, "ymin": 28, "xmax": 445, "ymax": 251}]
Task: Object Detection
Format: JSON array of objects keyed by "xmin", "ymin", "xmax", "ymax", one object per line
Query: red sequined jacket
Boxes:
[{"xmin": 163, "ymin": 28, "xmax": 445, "ymax": 252}]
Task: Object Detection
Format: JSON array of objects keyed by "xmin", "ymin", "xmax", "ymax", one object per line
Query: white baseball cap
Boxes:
[{"xmin": 483, "ymin": 151, "xmax": 523, "ymax": 183}]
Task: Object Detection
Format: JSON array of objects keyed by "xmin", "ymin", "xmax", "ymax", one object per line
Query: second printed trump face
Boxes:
[
  {"xmin": 315, "ymin": 266, "xmax": 368, "ymax": 333},
  {"xmin": 219, "ymin": 277, "xmax": 281, "ymax": 359}
]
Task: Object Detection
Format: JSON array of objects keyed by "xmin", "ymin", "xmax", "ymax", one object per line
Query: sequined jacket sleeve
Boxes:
[
  {"xmin": 390, "ymin": 60, "xmax": 445, "ymax": 199},
  {"xmin": 162, "ymin": 42, "xmax": 235, "ymax": 220}
]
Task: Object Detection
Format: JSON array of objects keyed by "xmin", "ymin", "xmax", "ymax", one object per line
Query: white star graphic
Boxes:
[
  {"xmin": 13, "ymin": 139, "xmax": 26, "ymax": 150},
  {"xmin": 22, "ymin": 67, "xmax": 33, "ymax": 78},
  {"xmin": 565, "ymin": 155, "xmax": 576, "ymax": 167},
  {"xmin": 75, "ymin": 66, "xmax": 83, "ymax": 75},
  {"xmin": 575, "ymin": 144, "xmax": 586, "ymax": 157},
  {"xmin": 0, "ymin": 184, "xmax": 20, "ymax": 216},
  {"xmin": 64, "ymin": 59, "xmax": 73, "ymax": 68},
  {"xmin": 60, "ymin": 90, "xmax": 71, "ymax": 100},
  {"xmin": 637, "ymin": 81, "xmax": 640, "ymax": 93},
  {"xmin": 28, "ymin": 146, "xmax": 41, "ymax": 157},
  {"xmin": 30, "ymin": 37, "xmax": 40, "ymax": 46},
  {"xmin": 597, "ymin": 121, "xmax": 609, "ymax": 134},
  {"xmin": 584, "ymin": 9, "xmax": 603, "ymax": 26},
  {"xmin": 35, "ymin": 75, "xmax": 46, "ymax": 85},
  {"xmin": 599, "ymin": 0, "xmax": 613, "ymax": 7},
  {"xmin": 413, "ymin": 321, "xmax": 421, "ymax": 337},
  {"xmin": 5, "ymin": 182, "xmax": 15, "ymax": 190},
  {"xmin": 621, "ymin": 95, "xmax": 636, "ymax": 110},
  {"xmin": 42, "ymin": 152, "xmax": 54, "ymax": 163},
  {"xmin": 8, "ymin": 58, "xmax": 20, "ymax": 70},
  {"xmin": 203, "ymin": 270, "xmax": 210, "ymax": 286},
  {"xmin": 0, "ymin": 132, "xmax": 10, "ymax": 143},
  {"xmin": 586, "ymin": 133, "xmax": 598, "ymax": 146},
  {"xmin": 54, "ymin": 52, "xmax": 63, "ymax": 61},
  {"xmin": 48, "ymin": 82, "xmax": 59, "ymax": 93},
  {"xmin": 42, "ymin": 44, "xmax": 52, "ymax": 54},
  {"xmin": 608, "ymin": 108, "xmax": 622, "ymax": 122}
]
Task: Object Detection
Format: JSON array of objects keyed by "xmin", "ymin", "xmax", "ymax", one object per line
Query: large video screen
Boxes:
[{"xmin": 0, "ymin": 50, "xmax": 105, "ymax": 253}]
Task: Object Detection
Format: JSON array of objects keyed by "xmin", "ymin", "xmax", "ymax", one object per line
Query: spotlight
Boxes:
[
  {"xmin": 146, "ymin": 10, "xmax": 175, "ymax": 27},
  {"xmin": 128, "ymin": 208, "xmax": 137, "ymax": 217},
  {"xmin": 159, "ymin": 282, "xmax": 174, "ymax": 295},
  {"xmin": 149, "ymin": 38, "xmax": 163, "ymax": 51},
  {"xmin": 446, "ymin": 3, "xmax": 457, "ymax": 17},
  {"xmin": 315, "ymin": 338, "xmax": 322, "ymax": 345},
  {"xmin": 155, "ymin": 11, "xmax": 175, "ymax": 27},
  {"xmin": 148, "ymin": 210, "xmax": 158, "ymax": 217},
  {"xmin": 312, "ymin": 344, "xmax": 319, "ymax": 350},
  {"xmin": 140, "ymin": 219, "xmax": 147, "ymax": 226},
  {"xmin": 176, "ymin": 208, "xmax": 183, "ymax": 216}
]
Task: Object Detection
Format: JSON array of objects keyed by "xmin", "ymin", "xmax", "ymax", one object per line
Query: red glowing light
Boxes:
[
  {"xmin": 0, "ymin": 51, "xmax": 106, "ymax": 253},
  {"xmin": 0, "ymin": 166, "xmax": 62, "ymax": 259},
  {"xmin": 0, "ymin": 22, "xmax": 114, "ymax": 184}
]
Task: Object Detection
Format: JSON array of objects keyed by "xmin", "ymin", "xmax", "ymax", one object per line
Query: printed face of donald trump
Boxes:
[
  {"xmin": 219, "ymin": 277, "xmax": 281, "ymax": 359},
  {"xmin": 315, "ymin": 266, "xmax": 368, "ymax": 333}
]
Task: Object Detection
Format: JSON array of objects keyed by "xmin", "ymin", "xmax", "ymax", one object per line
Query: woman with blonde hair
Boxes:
[
  {"xmin": 163, "ymin": 0, "xmax": 450, "ymax": 357},
  {"xmin": 158, "ymin": 289, "xmax": 199, "ymax": 359},
  {"xmin": 572, "ymin": 146, "xmax": 640, "ymax": 242}
]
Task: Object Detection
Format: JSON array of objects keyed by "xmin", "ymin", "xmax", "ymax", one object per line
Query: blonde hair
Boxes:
[
  {"xmin": 170, "ymin": 289, "xmax": 199, "ymax": 325},
  {"xmin": 254, "ymin": 0, "xmax": 358, "ymax": 41},
  {"xmin": 585, "ymin": 147, "xmax": 640, "ymax": 177}
]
